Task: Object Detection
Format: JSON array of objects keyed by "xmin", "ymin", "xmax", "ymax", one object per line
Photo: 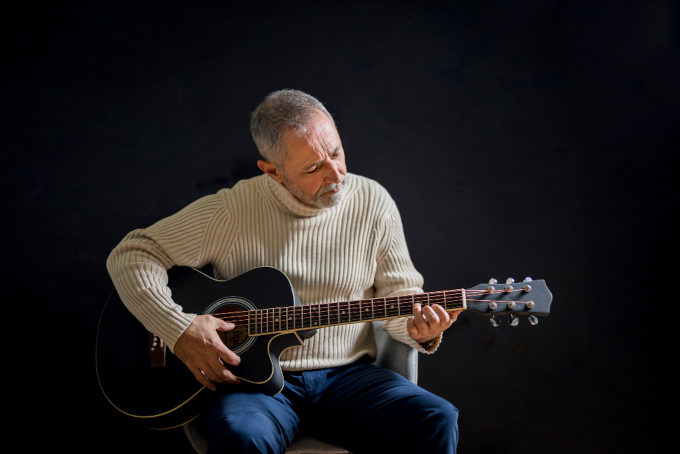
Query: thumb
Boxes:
[{"xmin": 215, "ymin": 318, "xmax": 235, "ymax": 332}]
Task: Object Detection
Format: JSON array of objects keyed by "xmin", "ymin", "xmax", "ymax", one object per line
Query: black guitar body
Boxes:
[{"xmin": 95, "ymin": 266, "xmax": 314, "ymax": 429}]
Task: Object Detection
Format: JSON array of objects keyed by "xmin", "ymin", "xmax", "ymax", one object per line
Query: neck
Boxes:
[{"xmin": 248, "ymin": 289, "xmax": 467, "ymax": 335}]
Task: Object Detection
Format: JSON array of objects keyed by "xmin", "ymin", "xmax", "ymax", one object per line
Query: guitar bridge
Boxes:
[{"xmin": 148, "ymin": 333, "xmax": 166, "ymax": 368}]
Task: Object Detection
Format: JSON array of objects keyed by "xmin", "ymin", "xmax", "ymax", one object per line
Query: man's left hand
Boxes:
[{"xmin": 407, "ymin": 303, "xmax": 463, "ymax": 344}]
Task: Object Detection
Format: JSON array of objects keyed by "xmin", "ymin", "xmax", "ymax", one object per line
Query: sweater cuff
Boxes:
[{"xmin": 418, "ymin": 334, "xmax": 442, "ymax": 353}]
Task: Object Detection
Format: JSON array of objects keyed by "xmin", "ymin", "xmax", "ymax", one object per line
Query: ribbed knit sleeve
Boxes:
[{"xmin": 105, "ymin": 192, "xmax": 234, "ymax": 351}]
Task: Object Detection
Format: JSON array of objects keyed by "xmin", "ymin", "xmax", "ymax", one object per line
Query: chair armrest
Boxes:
[{"xmin": 372, "ymin": 321, "xmax": 418, "ymax": 384}]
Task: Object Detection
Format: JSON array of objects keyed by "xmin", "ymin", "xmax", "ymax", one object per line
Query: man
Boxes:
[{"xmin": 107, "ymin": 89, "xmax": 460, "ymax": 453}]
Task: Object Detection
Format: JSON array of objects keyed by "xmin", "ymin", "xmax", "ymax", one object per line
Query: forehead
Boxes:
[{"xmin": 281, "ymin": 113, "xmax": 340, "ymax": 163}]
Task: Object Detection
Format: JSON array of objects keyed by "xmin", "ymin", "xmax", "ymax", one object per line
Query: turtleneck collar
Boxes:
[{"xmin": 260, "ymin": 173, "xmax": 353, "ymax": 218}]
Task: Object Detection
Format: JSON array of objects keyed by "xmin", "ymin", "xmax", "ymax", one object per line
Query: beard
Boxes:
[{"xmin": 281, "ymin": 173, "xmax": 346, "ymax": 208}]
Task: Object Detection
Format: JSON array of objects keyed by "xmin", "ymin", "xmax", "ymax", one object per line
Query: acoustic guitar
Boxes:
[{"xmin": 96, "ymin": 266, "xmax": 552, "ymax": 429}]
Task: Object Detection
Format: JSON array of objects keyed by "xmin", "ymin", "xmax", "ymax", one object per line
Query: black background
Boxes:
[{"xmin": 5, "ymin": 1, "xmax": 677, "ymax": 452}]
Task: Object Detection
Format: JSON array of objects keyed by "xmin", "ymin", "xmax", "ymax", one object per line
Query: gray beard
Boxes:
[{"xmin": 281, "ymin": 174, "xmax": 346, "ymax": 209}]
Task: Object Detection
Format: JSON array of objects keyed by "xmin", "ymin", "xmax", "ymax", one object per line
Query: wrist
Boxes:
[{"xmin": 419, "ymin": 337, "xmax": 438, "ymax": 350}]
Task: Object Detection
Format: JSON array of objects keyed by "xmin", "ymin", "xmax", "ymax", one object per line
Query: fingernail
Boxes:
[{"xmin": 225, "ymin": 322, "xmax": 235, "ymax": 329}]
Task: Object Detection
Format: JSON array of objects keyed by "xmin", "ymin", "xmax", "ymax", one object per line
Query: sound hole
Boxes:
[{"xmin": 213, "ymin": 304, "xmax": 252, "ymax": 353}]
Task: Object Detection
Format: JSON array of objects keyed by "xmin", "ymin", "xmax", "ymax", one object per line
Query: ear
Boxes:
[{"xmin": 257, "ymin": 160, "xmax": 284, "ymax": 184}]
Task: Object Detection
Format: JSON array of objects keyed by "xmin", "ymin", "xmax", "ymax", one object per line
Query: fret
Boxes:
[
  {"xmin": 253, "ymin": 310, "xmax": 262, "ymax": 334},
  {"xmin": 276, "ymin": 307, "xmax": 282, "ymax": 332},
  {"xmin": 293, "ymin": 305, "xmax": 302, "ymax": 330},
  {"xmin": 385, "ymin": 297, "xmax": 398, "ymax": 317},
  {"xmin": 356, "ymin": 301, "xmax": 364, "ymax": 322},
  {"xmin": 326, "ymin": 303, "xmax": 332, "ymax": 327},
  {"xmin": 311, "ymin": 305, "xmax": 319, "ymax": 327},
  {"xmin": 374, "ymin": 298, "xmax": 386, "ymax": 320},
  {"xmin": 271, "ymin": 308, "xmax": 277, "ymax": 333},
  {"xmin": 339, "ymin": 301, "xmax": 350, "ymax": 324},
  {"xmin": 349, "ymin": 302, "xmax": 359, "ymax": 323},
  {"xmin": 361, "ymin": 300, "xmax": 370, "ymax": 320},
  {"xmin": 267, "ymin": 308, "xmax": 274, "ymax": 334}
]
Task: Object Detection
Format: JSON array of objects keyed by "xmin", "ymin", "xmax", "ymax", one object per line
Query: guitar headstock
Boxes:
[{"xmin": 465, "ymin": 277, "xmax": 552, "ymax": 327}]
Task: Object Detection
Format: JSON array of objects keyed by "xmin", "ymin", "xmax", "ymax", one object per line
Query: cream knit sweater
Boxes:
[{"xmin": 106, "ymin": 173, "xmax": 438, "ymax": 371}]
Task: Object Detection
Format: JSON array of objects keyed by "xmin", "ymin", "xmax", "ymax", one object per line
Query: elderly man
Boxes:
[{"xmin": 107, "ymin": 89, "xmax": 460, "ymax": 453}]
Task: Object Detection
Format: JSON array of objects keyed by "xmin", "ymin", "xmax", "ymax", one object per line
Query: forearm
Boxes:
[
  {"xmin": 105, "ymin": 192, "xmax": 230, "ymax": 350},
  {"xmin": 106, "ymin": 230, "xmax": 196, "ymax": 351}
]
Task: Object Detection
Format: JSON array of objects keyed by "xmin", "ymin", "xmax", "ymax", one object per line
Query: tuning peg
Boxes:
[
  {"xmin": 505, "ymin": 278, "xmax": 515, "ymax": 290},
  {"xmin": 488, "ymin": 278, "xmax": 498, "ymax": 284},
  {"xmin": 509, "ymin": 313, "xmax": 519, "ymax": 327},
  {"xmin": 528, "ymin": 314, "xmax": 539, "ymax": 326},
  {"xmin": 489, "ymin": 316, "xmax": 500, "ymax": 328},
  {"xmin": 523, "ymin": 276, "xmax": 533, "ymax": 283}
]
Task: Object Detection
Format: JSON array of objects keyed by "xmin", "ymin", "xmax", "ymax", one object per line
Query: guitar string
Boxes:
[
  {"xmin": 212, "ymin": 292, "xmax": 471, "ymax": 325},
  {"xmin": 212, "ymin": 298, "xmax": 529, "ymax": 321},
  {"xmin": 211, "ymin": 291, "xmax": 528, "ymax": 325},
  {"xmin": 209, "ymin": 290, "xmax": 532, "ymax": 327}
]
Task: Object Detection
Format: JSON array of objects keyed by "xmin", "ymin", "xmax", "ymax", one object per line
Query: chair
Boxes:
[{"xmin": 183, "ymin": 321, "xmax": 418, "ymax": 453}]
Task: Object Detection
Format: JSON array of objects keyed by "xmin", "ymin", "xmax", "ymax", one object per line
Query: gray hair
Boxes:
[{"xmin": 250, "ymin": 89, "xmax": 335, "ymax": 166}]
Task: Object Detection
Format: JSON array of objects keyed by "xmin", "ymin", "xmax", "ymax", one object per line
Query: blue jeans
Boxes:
[{"xmin": 205, "ymin": 357, "xmax": 458, "ymax": 453}]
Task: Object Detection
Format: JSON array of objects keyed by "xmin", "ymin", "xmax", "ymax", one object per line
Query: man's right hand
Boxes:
[{"xmin": 173, "ymin": 314, "xmax": 242, "ymax": 391}]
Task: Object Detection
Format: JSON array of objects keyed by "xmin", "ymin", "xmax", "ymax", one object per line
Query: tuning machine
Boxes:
[
  {"xmin": 528, "ymin": 314, "xmax": 539, "ymax": 326},
  {"xmin": 509, "ymin": 313, "xmax": 519, "ymax": 327},
  {"xmin": 505, "ymin": 277, "xmax": 515, "ymax": 291},
  {"xmin": 489, "ymin": 315, "xmax": 500, "ymax": 328}
]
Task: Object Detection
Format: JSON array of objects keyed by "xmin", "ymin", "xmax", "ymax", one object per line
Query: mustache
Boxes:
[{"xmin": 317, "ymin": 178, "xmax": 346, "ymax": 195}]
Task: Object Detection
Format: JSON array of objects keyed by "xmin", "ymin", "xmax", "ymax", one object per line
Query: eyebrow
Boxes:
[{"xmin": 303, "ymin": 146, "xmax": 341, "ymax": 171}]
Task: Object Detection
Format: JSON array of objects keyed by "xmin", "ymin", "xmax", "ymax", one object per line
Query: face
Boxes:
[{"xmin": 258, "ymin": 112, "xmax": 347, "ymax": 208}]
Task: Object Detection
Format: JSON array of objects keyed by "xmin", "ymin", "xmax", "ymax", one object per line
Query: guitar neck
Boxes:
[{"xmin": 247, "ymin": 289, "xmax": 467, "ymax": 336}]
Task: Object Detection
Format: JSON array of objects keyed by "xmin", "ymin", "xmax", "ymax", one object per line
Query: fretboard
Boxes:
[{"xmin": 247, "ymin": 289, "xmax": 466, "ymax": 336}]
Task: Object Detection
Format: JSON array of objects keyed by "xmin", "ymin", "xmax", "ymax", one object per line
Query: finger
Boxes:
[
  {"xmin": 412, "ymin": 303, "xmax": 428, "ymax": 329},
  {"xmin": 430, "ymin": 304, "xmax": 452, "ymax": 327},
  {"xmin": 208, "ymin": 321, "xmax": 242, "ymax": 367},
  {"xmin": 212, "ymin": 360, "xmax": 241, "ymax": 385},
  {"xmin": 447, "ymin": 308, "xmax": 464, "ymax": 323},
  {"xmin": 407, "ymin": 316, "xmax": 420, "ymax": 338},
  {"xmin": 211, "ymin": 337, "xmax": 241, "ymax": 366},
  {"xmin": 192, "ymin": 368, "xmax": 216, "ymax": 391},
  {"xmin": 201, "ymin": 357, "xmax": 240, "ymax": 386},
  {"xmin": 216, "ymin": 319, "xmax": 236, "ymax": 331},
  {"xmin": 422, "ymin": 305, "xmax": 441, "ymax": 327}
]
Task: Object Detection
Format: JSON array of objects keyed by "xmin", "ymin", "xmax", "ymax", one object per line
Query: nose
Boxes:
[{"xmin": 325, "ymin": 160, "xmax": 344, "ymax": 184}]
